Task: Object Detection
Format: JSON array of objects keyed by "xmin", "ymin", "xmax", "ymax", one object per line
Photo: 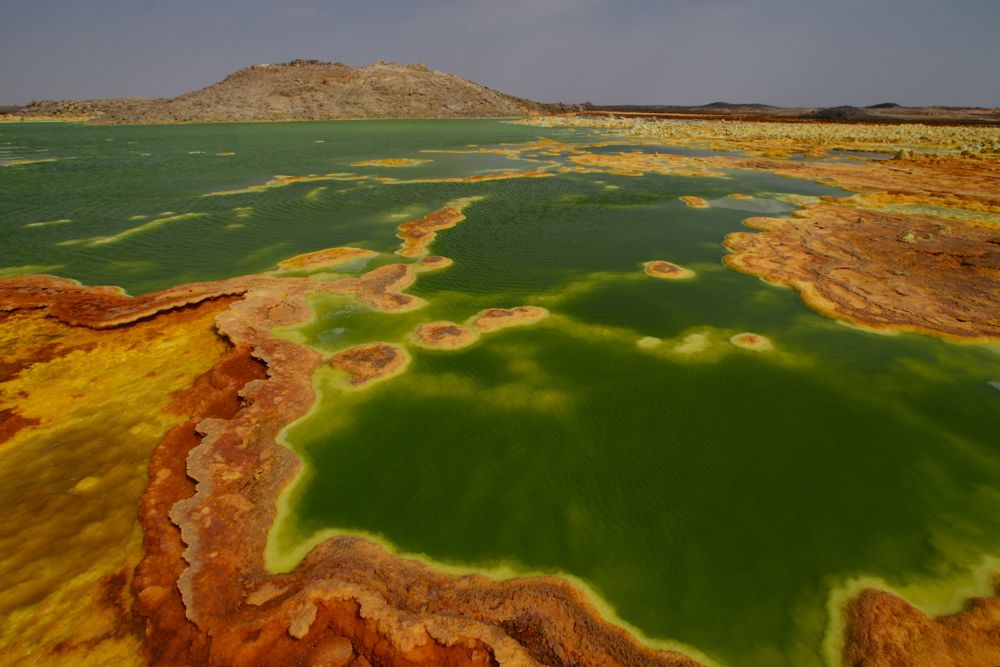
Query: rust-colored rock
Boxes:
[
  {"xmin": 843, "ymin": 587, "xmax": 1000, "ymax": 667},
  {"xmin": 0, "ymin": 408, "xmax": 40, "ymax": 445},
  {"xmin": 724, "ymin": 204, "xmax": 1000, "ymax": 341}
]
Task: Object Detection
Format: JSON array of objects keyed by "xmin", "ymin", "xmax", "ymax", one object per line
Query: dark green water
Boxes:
[{"xmin": 3, "ymin": 120, "xmax": 998, "ymax": 666}]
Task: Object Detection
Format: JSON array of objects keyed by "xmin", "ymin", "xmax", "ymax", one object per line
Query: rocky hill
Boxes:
[{"xmin": 12, "ymin": 60, "xmax": 542, "ymax": 123}]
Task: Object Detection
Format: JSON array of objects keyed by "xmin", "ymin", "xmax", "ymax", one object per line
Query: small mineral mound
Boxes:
[
  {"xmin": 471, "ymin": 306, "xmax": 549, "ymax": 332},
  {"xmin": 637, "ymin": 336, "xmax": 662, "ymax": 349},
  {"xmin": 729, "ymin": 332, "xmax": 774, "ymax": 351},
  {"xmin": 329, "ymin": 342, "xmax": 410, "ymax": 386},
  {"xmin": 644, "ymin": 261, "xmax": 696, "ymax": 280},
  {"xmin": 414, "ymin": 322, "xmax": 478, "ymax": 349},
  {"xmin": 728, "ymin": 193, "xmax": 754, "ymax": 200},
  {"xmin": 673, "ymin": 332, "xmax": 710, "ymax": 355},
  {"xmin": 681, "ymin": 196, "xmax": 710, "ymax": 208},
  {"xmin": 416, "ymin": 255, "xmax": 454, "ymax": 271},
  {"xmin": 277, "ymin": 246, "xmax": 376, "ymax": 272}
]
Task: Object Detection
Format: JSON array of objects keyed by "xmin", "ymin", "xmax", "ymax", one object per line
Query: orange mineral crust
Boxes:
[
  {"xmin": 644, "ymin": 261, "xmax": 696, "ymax": 280},
  {"xmin": 416, "ymin": 254, "xmax": 454, "ymax": 271},
  {"xmin": 680, "ymin": 196, "xmax": 710, "ymax": 208},
  {"xmin": 329, "ymin": 342, "xmax": 410, "ymax": 386},
  {"xmin": 447, "ymin": 168, "xmax": 554, "ymax": 183},
  {"xmin": 472, "ymin": 306, "xmax": 549, "ymax": 332},
  {"xmin": 729, "ymin": 153, "xmax": 1000, "ymax": 214},
  {"xmin": 843, "ymin": 587, "xmax": 1000, "ymax": 667},
  {"xmin": 0, "ymin": 270, "xmax": 701, "ymax": 667},
  {"xmin": 350, "ymin": 158, "xmax": 432, "ymax": 167},
  {"xmin": 724, "ymin": 204, "xmax": 1000, "ymax": 341},
  {"xmin": 728, "ymin": 333, "xmax": 773, "ymax": 351},
  {"xmin": 396, "ymin": 206, "xmax": 468, "ymax": 258},
  {"xmin": 277, "ymin": 246, "xmax": 376, "ymax": 272},
  {"xmin": 413, "ymin": 321, "xmax": 478, "ymax": 349}
]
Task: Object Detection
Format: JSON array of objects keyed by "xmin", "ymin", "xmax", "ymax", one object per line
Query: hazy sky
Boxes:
[{"xmin": 1, "ymin": 0, "xmax": 998, "ymax": 107}]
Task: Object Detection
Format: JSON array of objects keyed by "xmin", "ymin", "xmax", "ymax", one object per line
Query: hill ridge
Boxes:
[{"xmin": 15, "ymin": 59, "xmax": 543, "ymax": 124}]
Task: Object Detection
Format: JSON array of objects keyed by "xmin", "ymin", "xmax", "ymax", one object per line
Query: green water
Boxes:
[{"xmin": 3, "ymin": 120, "xmax": 998, "ymax": 666}]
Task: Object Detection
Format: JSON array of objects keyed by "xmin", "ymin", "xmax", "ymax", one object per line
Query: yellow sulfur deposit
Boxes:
[{"xmin": 0, "ymin": 300, "xmax": 232, "ymax": 663}]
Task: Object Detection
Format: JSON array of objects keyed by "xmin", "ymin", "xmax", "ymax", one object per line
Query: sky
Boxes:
[{"xmin": 1, "ymin": 0, "xmax": 998, "ymax": 107}]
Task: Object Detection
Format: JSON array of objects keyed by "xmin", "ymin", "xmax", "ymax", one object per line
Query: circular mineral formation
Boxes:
[
  {"xmin": 329, "ymin": 342, "xmax": 411, "ymax": 385},
  {"xmin": 643, "ymin": 261, "xmax": 696, "ymax": 280},
  {"xmin": 729, "ymin": 332, "xmax": 774, "ymax": 351},
  {"xmin": 413, "ymin": 321, "xmax": 478, "ymax": 349}
]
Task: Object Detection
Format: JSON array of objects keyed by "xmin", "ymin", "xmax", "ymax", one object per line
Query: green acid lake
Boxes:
[{"xmin": 2, "ymin": 119, "xmax": 998, "ymax": 666}]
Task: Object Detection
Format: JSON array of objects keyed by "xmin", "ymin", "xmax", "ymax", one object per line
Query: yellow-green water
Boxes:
[{"xmin": 2, "ymin": 120, "xmax": 998, "ymax": 666}]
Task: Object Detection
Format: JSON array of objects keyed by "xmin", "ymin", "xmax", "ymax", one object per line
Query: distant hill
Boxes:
[
  {"xmin": 12, "ymin": 60, "xmax": 544, "ymax": 123},
  {"xmin": 808, "ymin": 106, "xmax": 873, "ymax": 121}
]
